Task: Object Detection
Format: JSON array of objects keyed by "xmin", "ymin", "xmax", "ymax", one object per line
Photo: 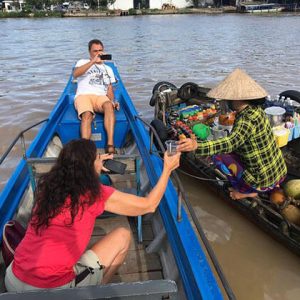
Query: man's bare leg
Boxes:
[
  {"xmin": 102, "ymin": 102, "xmax": 115, "ymax": 148},
  {"xmin": 80, "ymin": 111, "xmax": 93, "ymax": 139}
]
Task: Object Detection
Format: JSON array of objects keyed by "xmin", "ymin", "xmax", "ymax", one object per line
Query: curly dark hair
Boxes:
[{"xmin": 32, "ymin": 139, "xmax": 101, "ymax": 233}]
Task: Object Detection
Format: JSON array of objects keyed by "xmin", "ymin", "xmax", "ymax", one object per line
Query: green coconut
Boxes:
[
  {"xmin": 282, "ymin": 205, "xmax": 300, "ymax": 226},
  {"xmin": 284, "ymin": 180, "xmax": 300, "ymax": 199}
]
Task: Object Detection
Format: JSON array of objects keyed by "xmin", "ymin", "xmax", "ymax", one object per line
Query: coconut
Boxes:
[
  {"xmin": 270, "ymin": 189, "xmax": 286, "ymax": 205},
  {"xmin": 284, "ymin": 180, "xmax": 300, "ymax": 199},
  {"xmin": 282, "ymin": 205, "xmax": 300, "ymax": 226}
]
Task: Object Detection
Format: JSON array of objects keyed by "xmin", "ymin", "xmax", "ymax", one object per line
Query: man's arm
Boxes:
[
  {"xmin": 106, "ymin": 84, "xmax": 114, "ymax": 101},
  {"xmin": 73, "ymin": 56, "xmax": 100, "ymax": 78},
  {"xmin": 73, "ymin": 61, "xmax": 93, "ymax": 78}
]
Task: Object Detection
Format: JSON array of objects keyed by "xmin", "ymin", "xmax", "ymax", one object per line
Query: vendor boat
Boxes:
[
  {"xmin": 0, "ymin": 65, "xmax": 234, "ymax": 299},
  {"xmin": 149, "ymin": 81, "xmax": 300, "ymax": 256}
]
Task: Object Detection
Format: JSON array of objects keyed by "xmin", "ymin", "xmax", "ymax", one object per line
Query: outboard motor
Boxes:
[{"xmin": 149, "ymin": 81, "xmax": 178, "ymax": 124}]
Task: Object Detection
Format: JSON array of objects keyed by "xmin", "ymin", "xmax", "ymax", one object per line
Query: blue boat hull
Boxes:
[{"xmin": 0, "ymin": 64, "xmax": 223, "ymax": 299}]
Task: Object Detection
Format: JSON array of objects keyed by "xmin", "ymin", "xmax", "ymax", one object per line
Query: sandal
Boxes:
[{"xmin": 105, "ymin": 145, "xmax": 116, "ymax": 154}]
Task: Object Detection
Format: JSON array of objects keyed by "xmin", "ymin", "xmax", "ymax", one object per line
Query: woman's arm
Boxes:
[
  {"xmin": 177, "ymin": 116, "xmax": 253, "ymax": 155},
  {"xmin": 104, "ymin": 152, "xmax": 180, "ymax": 216}
]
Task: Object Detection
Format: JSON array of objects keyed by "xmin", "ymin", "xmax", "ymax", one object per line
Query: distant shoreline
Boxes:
[
  {"xmin": 1, "ymin": 7, "xmax": 299, "ymax": 18},
  {"xmin": 0, "ymin": 7, "xmax": 238, "ymax": 19},
  {"xmin": 63, "ymin": 7, "xmax": 235, "ymax": 17}
]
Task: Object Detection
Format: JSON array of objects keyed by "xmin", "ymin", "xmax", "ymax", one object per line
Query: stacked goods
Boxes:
[
  {"xmin": 168, "ymin": 104, "xmax": 217, "ymax": 141},
  {"xmin": 178, "ymin": 105, "xmax": 217, "ymax": 125},
  {"xmin": 280, "ymin": 180, "xmax": 300, "ymax": 226},
  {"xmin": 174, "ymin": 121, "xmax": 194, "ymax": 140}
]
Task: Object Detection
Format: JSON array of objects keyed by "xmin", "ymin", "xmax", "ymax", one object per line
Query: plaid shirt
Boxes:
[{"xmin": 196, "ymin": 105, "xmax": 287, "ymax": 188}]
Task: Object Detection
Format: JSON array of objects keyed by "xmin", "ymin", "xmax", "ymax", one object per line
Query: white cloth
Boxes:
[{"xmin": 75, "ymin": 59, "xmax": 116, "ymax": 97}]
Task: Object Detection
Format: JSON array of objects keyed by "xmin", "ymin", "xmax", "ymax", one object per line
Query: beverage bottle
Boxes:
[
  {"xmin": 280, "ymin": 96, "xmax": 285, "ymax": 107},
  {"xmin": 275, "ymin": 95, "xmax": 280, "ymax": 106},
  {"xmin": 266, "ymin": 95, "xmax": 272, "ymax": 107}
]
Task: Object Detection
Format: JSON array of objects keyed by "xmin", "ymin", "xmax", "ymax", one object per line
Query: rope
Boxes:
[
  {"xmin": 151, "ymin": 150, "xmax": 229, "ymax": 182},
  {"xmin": 176, "ymin": 167, "xmax": 229, "ymax": 182}
]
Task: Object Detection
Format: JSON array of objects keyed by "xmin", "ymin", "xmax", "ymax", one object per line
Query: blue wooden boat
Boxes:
[{"xmin": 0, "ymin": 63, "xmax": 229, "ymax": 299}]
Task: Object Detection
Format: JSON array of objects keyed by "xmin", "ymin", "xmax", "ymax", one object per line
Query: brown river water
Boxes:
[{"xmin": 1, "ymin": 14, "xmax": 300, "ymax": 299}]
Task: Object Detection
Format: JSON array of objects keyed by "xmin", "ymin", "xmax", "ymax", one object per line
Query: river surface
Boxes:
[{"xmin": 1, "ymin": 14, "xmax": 300, "ymax": 299}]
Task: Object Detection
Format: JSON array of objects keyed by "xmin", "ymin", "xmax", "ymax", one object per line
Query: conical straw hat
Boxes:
[{"xmin": 207, "ymin": 68, "xmax": 268, "ymax": 101}]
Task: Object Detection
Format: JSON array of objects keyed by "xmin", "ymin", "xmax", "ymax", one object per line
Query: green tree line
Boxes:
[{"xmin": 24, "ymin": 0, "xmax": 116, "ymax": 10}]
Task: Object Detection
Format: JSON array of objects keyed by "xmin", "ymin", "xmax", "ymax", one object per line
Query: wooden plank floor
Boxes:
[{"xmin": 91, "ymin": 216, "xmax": 163, "ymax": 283}]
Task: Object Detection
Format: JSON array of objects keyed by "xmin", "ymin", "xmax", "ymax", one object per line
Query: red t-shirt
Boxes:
[{"xmin": 12, "ymin": 184, "xmax": 115, "ymax": 288}]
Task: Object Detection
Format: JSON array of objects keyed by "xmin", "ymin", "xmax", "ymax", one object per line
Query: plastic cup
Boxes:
[{"xmin": 165, "ymin": 140, "xmax": 177, "ymax": 156}]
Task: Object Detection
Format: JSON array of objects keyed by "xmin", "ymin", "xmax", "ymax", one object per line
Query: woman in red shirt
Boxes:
[{"xmin": 5, "ymin": 139, "xmax": 180, "ymax": 291}]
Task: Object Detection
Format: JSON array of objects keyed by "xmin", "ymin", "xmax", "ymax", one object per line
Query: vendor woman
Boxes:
[{"xmin": 177, "ymin": 68, "xmax": 287, "ymax": 200}]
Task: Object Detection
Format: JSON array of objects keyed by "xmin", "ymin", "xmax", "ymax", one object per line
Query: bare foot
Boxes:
[{"xmin": 228, "ymin": 188, "xmax": 258, "ymax": 200}]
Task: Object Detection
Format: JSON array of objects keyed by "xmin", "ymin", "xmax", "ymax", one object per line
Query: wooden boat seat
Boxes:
[
  {"xmin": 25, "ymin": 155, "xmax": 139, "ymax": 190},
  {"xmin": 57, "ymin": 95, "xmax": 130, "ymax": 149},
  {"xmin": 0, "ymin": 279, "xmax": 177, "ymax": 299}
]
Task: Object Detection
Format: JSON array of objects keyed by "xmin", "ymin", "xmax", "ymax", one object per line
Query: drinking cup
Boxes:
[
  {"xmin": 165, "ymin": 140, "xmax": 177, "ymax": 156},
  {"xmin": 211, "ymin": 126, "xmax": 229, "ymax": 140}
]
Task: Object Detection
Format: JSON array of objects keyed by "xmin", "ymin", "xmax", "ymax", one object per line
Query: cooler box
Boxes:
[{"xmin": 273, "ymin": 127, "xmax": 289, "ymax": 148}]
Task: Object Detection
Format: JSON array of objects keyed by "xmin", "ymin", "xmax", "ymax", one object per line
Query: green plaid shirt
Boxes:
[{"xmin": 196, "ymin": 105, "xmax": 287, "ymax": 188}]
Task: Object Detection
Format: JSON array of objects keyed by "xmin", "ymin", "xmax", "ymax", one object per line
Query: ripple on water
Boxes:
[{"xmin": 1, "ymin": 15, "xmax": 300, "ymax": 300}]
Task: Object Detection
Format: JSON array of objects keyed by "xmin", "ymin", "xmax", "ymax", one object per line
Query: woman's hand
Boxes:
[
  {"xmin": 177, "ymin": 138, "xmax": 198, "ymax": 152},
  {"xmin": 100, "ymin": 153, "xmax": 113, "ymax": 172},
  {"xmin": 105, "ymin": 151, "xmax": 181, "ymax": 216},
  {"xmin": 163, "ymin": 151, "xmax": 181, "ymax": 174}
]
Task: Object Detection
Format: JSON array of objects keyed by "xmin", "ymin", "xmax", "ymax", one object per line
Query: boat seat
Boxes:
[
  {"xmin": 0, "ymin": 279, "xmax": 177, "ymax": 299},
  {"xmin": 57, "ymin": 94, "xmax": 130, "ymax": 149},
  {"xmin": 25, "ymin": 157, "xmax": 117, "ymax": 192}
]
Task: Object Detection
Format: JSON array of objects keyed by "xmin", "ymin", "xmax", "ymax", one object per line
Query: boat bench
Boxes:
[
  {"xmin": 57, "ymin": 94, "xmax": 130, "ymax": 149},
  {"xmin": 0, "ymin": 279, "xmax": 177, "ymax": 300},
  {"xmin": 26, "ymin": 155, "xmax": 140, "ymax": 192}
]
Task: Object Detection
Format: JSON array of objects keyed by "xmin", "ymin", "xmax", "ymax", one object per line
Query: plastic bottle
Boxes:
[
  {"xmin": 275, "ymin": 95, "xmax": 280, "ymax": 106},
  {"xmin": 265, "ymin": 95, "xmax": 272, "ymax": 107},
  {"xmin": 285, "ymin": 97, "xmax": 294, "ymax": 115}
]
